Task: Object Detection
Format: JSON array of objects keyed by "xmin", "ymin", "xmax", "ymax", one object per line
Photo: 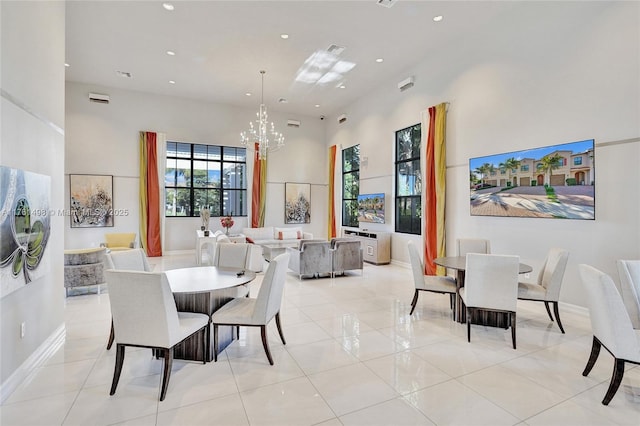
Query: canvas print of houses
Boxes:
[{"xmin": 469, "ymin": 139, "xmax": 595, "ymax": 219}]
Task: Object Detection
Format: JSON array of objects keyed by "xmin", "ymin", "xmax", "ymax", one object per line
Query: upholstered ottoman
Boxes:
[{"xmin": 63, "ymin": 247, "xmax": 107, "ymax": 296}]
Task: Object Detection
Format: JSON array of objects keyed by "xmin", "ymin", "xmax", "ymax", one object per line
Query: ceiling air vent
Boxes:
[
  {"xmin": 338, "ymin": 114, "xmax": 347, "ymax": 124},
  {"xmin": 377, "ymin": 0, "xmax": 397, "ymax": 8},
  {"xmin": 115, "ymin": 70, "xmax": 132, "ymax": 78},
  {"xmin": 397, "ymin": 76, "xmax": 415, "ymax": 92},
  {"xmin": 287, "ymin": 120, "xmax": 301, "ymax": 128},
  {"xmin": 327, "ymin": 44, "xmax": 345, "ymax": 55},
  {"xmin": 88, "ymin": 93, "xmax": 110, "ymax": 104}
]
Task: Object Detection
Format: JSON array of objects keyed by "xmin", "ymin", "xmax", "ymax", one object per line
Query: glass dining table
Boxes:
[{"xmin": 434, "ymin": 256, "xmax": 532, "ymax": 326}]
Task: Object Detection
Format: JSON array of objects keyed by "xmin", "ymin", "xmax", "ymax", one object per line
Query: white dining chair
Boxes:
[
  {"xmin": 579, "ymin": 264, "xmax": 640, "ymax": 405},
  {"xmin": 456, "ymin": 238, "xmax": 491, "ymax": 256},
  {"xmin": 407, "ymin": 241, "xmax": 457, "ymax": 316},
  {"xmin": 211, "ymin": 252, "xmax": 290, "ymax": 365},
  {"xmin": 106, "ymin": 270, "xmax": 209, "ymax": 401},
  {"xmin": 460, "ymin": 253, "xmax": 519, "ymax": 349},
  {"xmin": 616, "ymin": 260, "xmax": 640, "ymax": 329},
  {"xmin": 517, "ymin": 248, "xmax": 569, "ymax": 333},
  {"xmin": 104, "ymin": 248, "xmax": 153, "ymax": 350}
]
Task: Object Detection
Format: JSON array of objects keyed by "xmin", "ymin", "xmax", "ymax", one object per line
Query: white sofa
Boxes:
[{"xmin": 242, "ymin": 226, "xmax": 313, "ymax": 247}]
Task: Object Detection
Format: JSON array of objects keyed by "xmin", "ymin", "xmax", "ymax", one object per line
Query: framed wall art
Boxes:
[
  {"xmin": 1, "ymin": 166, "xmax": 51, "ymax": 297},
  {"xmin": 284, "ymin": 182, "xmax": 311, "ymax": 224},
  {"xmin": 69, "ymin": 174, "xmax": 114, "ymax": 227},
  {"xmin": 469, "ymin": 139, "xmax": 594, "ymax": 219}
]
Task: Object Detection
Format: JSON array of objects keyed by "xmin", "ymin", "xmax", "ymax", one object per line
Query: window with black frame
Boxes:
[
  {"xmin": 395, "ymin": 124, "xmax": 422, "ymax": 235},
  {"xmin": 165, "ymin": 142, "xmax": 247, "ymax": 218},
  {"xmin": 342, "ymin": 145, "xmax": 360, "ymax": 227}
]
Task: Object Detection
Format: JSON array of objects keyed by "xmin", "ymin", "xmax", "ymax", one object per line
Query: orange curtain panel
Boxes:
[
  {"xmin": 251, "ymin": 143, "xmax": 266, "ymax": 228},
  {"xmin": 423, "ymin": 103, "xmax": 447, "ymax": 275},
  {"xmin": 139, "ymin": 131, "xmax": 162, "ymax": 257},
  {"xmin": 328, "ymin": 145, "xmax": 337, "ymax": 240}
]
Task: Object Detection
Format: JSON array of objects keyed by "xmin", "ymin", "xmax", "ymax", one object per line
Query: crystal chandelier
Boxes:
[{"xmin": 240, "ymin": 70, "xmax": 284, "ymax": 159}]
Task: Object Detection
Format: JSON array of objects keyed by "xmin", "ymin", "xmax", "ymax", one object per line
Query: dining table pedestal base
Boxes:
[{"xmin": 173, "ymin": 287, "xmax": 239, "ymax": 362}]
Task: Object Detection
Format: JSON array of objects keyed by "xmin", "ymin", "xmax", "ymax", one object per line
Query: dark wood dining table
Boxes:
[
  {"xmin": 434, "ymin": 256, "xmax": 532, "ymax": 326},
  {"xmin": 166, "ymin": 266, "xmax": 256, "ymax": 362}
]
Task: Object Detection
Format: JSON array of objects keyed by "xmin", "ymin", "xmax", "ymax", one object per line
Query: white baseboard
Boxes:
[
  {"xmin": 558, "ymin": 301, "xmax": 588, "ymax": 317},
  {"xmin": 390, "ymin": 259, "xmax": 410, "ymax": 269},
  {"xmin": 0, "ymin": 325, "xmax": 66, "ymax": 403},
  {"xmin": 163, "ymin": 249, "xmax": 195, "ymax": 256}
]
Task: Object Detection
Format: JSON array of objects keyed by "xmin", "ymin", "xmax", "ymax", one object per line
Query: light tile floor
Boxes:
[{"xmin": 2, "ymin": 254, "xmax": 640, "ymax": 425}]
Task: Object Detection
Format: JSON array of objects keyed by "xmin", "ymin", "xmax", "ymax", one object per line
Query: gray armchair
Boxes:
[
  {"xmin": 331, "ymin": 238, "xmax": 363, "ymax": 277},
  {"xmin": 286, "ymin": 240, "xmax": 332, "ymax": 279}
]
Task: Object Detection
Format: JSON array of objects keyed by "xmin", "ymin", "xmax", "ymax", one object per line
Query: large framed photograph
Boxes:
[
  {"xmin": 284, "ymin": 182, "xmax": 311, "ymax": 224},
  {"xmin": 70, "ymin": 174, "xmax": 114, "ymax": 227},
  {"xmin": 469, "ymin": 139, "xmax": 595, "ymax": 219}
]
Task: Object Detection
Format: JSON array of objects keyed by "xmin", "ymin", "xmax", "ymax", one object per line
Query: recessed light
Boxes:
[
  {"xmin": 375, "ymin": 58, "xmax": 384, "ymax": 63},
  {"xmin": 166, "ymin": 50, "xmax": 176, "ymax": 56},
  {"xmin": 162, "ymin": 3, "xmax": 174, "ymax": 11},
  {"xmin": 245, "ymin": 92, "xmax": 252, "ymax": 97},
  {"xmin": 339, "ymin": 84, "xmax": 346, "ymax": 89},
  {"xmin": 280, "ymin": 34, "xmax": 289, "ymax": 39},
  {"xmin": 315, "ymin": 104, "xmax": 320, "ymax": 108},
  {"xmin": 169, "ymin": 80, "xmax": 175, "ymax": 84},
  {"xmin": 64, "ymin": 63, "xmax": 70, "ymax": 67},
  {"xmin": 433, "ymin": 15, "xmax": 443, "ymax": 22}
]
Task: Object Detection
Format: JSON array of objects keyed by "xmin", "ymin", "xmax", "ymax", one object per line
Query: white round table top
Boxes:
[
  {"xmin": 434, "ymin": 256, "xmax": 532, "ymax": 274},
  {"xmin": 165, "ymin": 266, "xmax": 256, "ymax": 294}
]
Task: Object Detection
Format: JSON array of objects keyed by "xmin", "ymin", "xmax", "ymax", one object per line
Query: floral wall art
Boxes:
[
  {"xmin": 285, "ymin": 182, "xmax": 311, "ymax": 224},
  {"xmin": 69, "ymin": 174, "xmax": 114, "ymax": 227},
  {"xmin": 0, "ymin": 166, "xmax": 51, "ymax": 298}
]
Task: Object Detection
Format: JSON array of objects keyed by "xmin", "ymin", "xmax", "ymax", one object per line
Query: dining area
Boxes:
[
  {"xmin": 3, "ymin": 247, "xmax": 640, "ymax": 425},
  {"xmin": 409, "ymin": 238, "xmax": 640, "ymax": 407},
  {"xmin": 102, "ymin": 248, "xmax": 290, "ymax": 401}
]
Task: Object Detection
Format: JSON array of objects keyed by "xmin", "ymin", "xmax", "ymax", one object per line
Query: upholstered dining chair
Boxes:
[
  {"xmin": 104, "ymin": 248, "xmax": 153, "ymax": 350},
  {"xmin": 456, "ymin": 238, "xmax": 491, "ymax": 256},
  {"xmin": 517, "ymin": 248, "xmax": 569, "ymax": 333},
  {"xmin": 211, "ymin": 252, "xmax": 290, "ymax": 365},
  {"xmin": 460, "ymin": 253, "xmax": 519, "ymax": 349},
  {"xmin": 616, "ymin": 260, "xmax": 640, "ymax": 329},
  {"xmin": 407, "ymin": 241, "xmax": 457, "ymax": 316},
  {"xmin": 105, "ymin": 270, "xmax": 209, "ymax": 401},
  {"xmin": 213, "ymin": 242, "xmax": 262, "ymax": 298},
  {"xmin": 579, "ymin": 264, "xmax": 640, "ymax": 405}
]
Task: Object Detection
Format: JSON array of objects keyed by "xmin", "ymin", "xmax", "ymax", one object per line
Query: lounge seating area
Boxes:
[
  {"xmin": 286, "ymin": 238, "xmax": 363, "ymax": 279},
  {"xmin": 242, "ymin": 226, "xmax": 313, "ymax": 247}
]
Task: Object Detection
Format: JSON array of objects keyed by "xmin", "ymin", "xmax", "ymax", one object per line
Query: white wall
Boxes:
[
  {"xmin": 326, "ymin": 1, "xmax": 640, "ymax": 307},
  {"xmin": 0, "ymin": 1, "xmax": 66, "ymax": 384},
  {"xmin": 65, "ymin": 83, "xmax": 328, "ymax": 252}
]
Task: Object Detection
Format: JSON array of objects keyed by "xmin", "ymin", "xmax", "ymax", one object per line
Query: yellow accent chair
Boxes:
[{"xmin": 104, "ymin": 233, "xmax": 137, "ymax": 251}]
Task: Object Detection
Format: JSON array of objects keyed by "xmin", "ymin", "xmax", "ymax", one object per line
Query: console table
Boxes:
[{"xmin": 342, "ymin": 229, "xmax": 390, "ymax": 265}]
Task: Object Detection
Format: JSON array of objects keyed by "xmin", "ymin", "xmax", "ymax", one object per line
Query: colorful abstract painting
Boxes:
[
  {"xmin": 285, "ymin": 182, "xmax": 311, "ymax": 224},
  {"xmin": 0, "ymin": 166, "xmax": 51, "ymax": 298},
  {"xmin": 70, "ymin": 174, "xmax": 114, "ymax": 227}
]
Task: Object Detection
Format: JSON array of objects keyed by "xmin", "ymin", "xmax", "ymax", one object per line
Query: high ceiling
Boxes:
[{"xmin": 64, "ymin": 1, "xmax": 559, "ymax": 118}]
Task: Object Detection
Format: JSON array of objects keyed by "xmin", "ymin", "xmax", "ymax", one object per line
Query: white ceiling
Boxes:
[{"xmin": 64, "ymin": 1, "xmax": 553, "ymax": 118}]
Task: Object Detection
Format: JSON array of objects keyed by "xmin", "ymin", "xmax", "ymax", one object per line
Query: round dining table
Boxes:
[
  {"xmin": 165, "ymin": 266, "xmax": 256, "ymax": 362},
  {"xmin": 434, "ymin": 256, "xmax": 532, "ymax": 325}
]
